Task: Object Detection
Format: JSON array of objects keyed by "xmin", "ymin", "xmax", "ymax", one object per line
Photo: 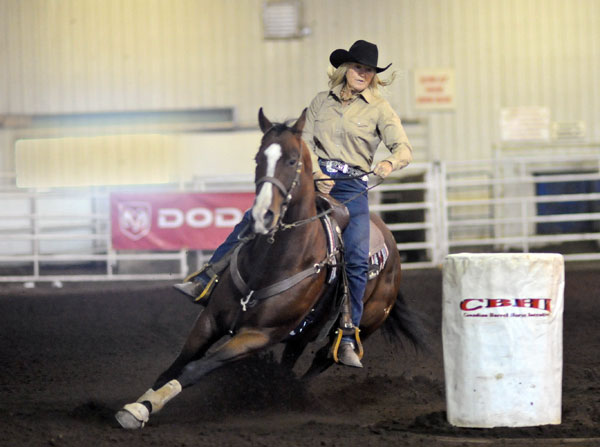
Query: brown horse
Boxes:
[{"xmin": 115, "ymin": 108, "xmax": 425, "ymax": 429}]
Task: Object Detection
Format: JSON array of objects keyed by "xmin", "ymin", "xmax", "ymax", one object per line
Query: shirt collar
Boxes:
[{"xmin": 331, "ymin": 84, "xmax": 373, "ymax": 104}]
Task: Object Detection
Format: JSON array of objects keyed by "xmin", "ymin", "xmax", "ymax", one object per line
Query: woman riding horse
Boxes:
[
  {"xmin": 175, "ymin": 40, "xmax": 413, "ymax": 368},
  {"xmin": 116, "ymin": 106, "xmax": 425, "ymax": 429}
]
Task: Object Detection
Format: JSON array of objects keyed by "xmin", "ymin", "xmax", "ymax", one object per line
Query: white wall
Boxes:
[{"xmin": 1, "ymin": 0, "xmax": 599, "ymax": 174}]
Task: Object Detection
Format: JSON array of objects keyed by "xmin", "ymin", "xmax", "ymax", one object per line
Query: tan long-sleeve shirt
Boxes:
[{"xmin": 302, "ymin": 83, "xmax": 413, "ymax": 174}]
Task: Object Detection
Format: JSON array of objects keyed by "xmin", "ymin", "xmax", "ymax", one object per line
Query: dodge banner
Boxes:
[{"xmin": 111, "ymin": 192, "xmax": 255, "ymax": 250}]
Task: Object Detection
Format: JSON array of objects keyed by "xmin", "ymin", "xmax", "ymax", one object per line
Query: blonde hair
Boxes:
[{"xmin": 327, "ymin": 62, "xmax": 396, "ymax": 97}]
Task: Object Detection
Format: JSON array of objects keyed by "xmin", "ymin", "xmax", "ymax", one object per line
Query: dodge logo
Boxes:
[{"xmin": 118, "ymin": 202, "xmax": 152, "ymax": 241}]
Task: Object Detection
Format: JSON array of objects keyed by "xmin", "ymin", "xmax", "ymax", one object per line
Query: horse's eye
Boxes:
[{"xmin": 287, "ymin": 158, "xmax": 297, "ymax": 166}]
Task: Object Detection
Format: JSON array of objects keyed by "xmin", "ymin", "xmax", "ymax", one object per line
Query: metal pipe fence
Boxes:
[{"xmin": 1, "ymin": 154, "xmax": 599, "ymax": 283}]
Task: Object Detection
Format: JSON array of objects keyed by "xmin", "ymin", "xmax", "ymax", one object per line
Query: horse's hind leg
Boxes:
[
  {"xmin": 301, "ymin": 344, "xmax": 335, "ymax": 380},
  {"xmin": 280, "ymin": 338, "xmax": 310, "ymax": 371}
]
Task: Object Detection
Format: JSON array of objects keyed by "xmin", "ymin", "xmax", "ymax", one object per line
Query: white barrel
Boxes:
[{"xmin": 442, "ymin": 253, "xmax": 564, "ymax": 428}]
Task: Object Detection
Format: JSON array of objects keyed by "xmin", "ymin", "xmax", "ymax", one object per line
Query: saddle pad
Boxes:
[
  {"xmin": 369, "ymin": 221, "xmax": 386, "ymax": 257},
  {"xmin": 368, "ymin": 221, "xmax": 389, "ymax": 280},
  {"xmin": 321, "ymin": 215, "xmax": 388, "ymax": 283}
]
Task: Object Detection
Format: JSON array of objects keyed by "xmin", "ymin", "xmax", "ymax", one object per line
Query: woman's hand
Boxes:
[
  {"xmin": 374, "ymin": 160, "xmax": 393, "ymax": 178},
  {"xmin": 313, "ymin": 171, "xmax": 335, "ymax": 194}
]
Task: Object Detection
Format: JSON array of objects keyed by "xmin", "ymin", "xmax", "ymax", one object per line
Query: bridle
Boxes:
[{"xmin": 254, "ymin": 130, "xmax": 304, "ymax": 243}]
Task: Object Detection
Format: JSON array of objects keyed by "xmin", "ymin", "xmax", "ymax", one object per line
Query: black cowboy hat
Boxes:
[{"xmin": 329, "ymin": 40, "xmax": 392, "ymax": 73}]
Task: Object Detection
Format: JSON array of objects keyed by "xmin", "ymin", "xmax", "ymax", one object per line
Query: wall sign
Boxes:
[
  {"xmin": 500, "ymin": 106, "xmax": 551, "ymax": 142},
  {"xmin": 414, "ymin": 68, "xmax": 455, "ymax": 110}
]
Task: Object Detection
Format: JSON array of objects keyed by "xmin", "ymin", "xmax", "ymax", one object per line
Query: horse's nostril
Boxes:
[{"xmin": 263, "ymin": 210, "xmax": 274, "ymax": 228}]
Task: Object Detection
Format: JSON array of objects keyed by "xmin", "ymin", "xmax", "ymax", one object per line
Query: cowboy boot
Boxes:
[
  {"xmin": 334, "ymin": 271, "xmax": 364, "ymax": 367},
  {"xmin": 337, "ymin": 340, "xmax": 363, "ymax": 368},
  {"xmin": 173, "ymin": 264, "xmax": 218, "ymax": 305}
]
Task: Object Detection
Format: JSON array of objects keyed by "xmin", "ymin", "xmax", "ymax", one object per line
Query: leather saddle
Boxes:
[
  {"xmin": 315, "ymin": 193, "xmax": 389, "ymax": 281},
  {"xmin": 315, "ymin": 193, "xmax": 350, "ymax": 231}
]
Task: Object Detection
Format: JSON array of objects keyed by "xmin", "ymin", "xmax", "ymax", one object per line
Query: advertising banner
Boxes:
[{"xmin": 111, "ymin": 192, "xmax": 254, "ymax": 250}]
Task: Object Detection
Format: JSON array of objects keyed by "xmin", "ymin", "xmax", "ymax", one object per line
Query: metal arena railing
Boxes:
[
  {"xmin": 0, "ymin": 154, "xmax": 599, "ymax": 284},
  {"xmin": 0, "ymin": 181, "xmax": 187, "ymax": 284},
  {"xmin": 441, "ymin": 154, "xmax": 600, "ymax": 263}
]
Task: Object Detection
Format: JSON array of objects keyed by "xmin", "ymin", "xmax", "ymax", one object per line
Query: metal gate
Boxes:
[{"xmin": 1, "ymin": 153, "xmax": 599, "ymax": 284}]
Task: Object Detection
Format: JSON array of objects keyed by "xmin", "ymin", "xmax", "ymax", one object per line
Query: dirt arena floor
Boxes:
[{"xmin": 1, "ymin": 265, "xmax": 599, "ymax": 446}]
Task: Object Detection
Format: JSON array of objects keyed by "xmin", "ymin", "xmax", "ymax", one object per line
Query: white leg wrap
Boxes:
[
  {"xmin": 115, "ymin": 402, "xmax": 149, "ymax": 429},
  {"xmin": 136, "ymin": 379, "xmax": 182, "ymax": 413}
]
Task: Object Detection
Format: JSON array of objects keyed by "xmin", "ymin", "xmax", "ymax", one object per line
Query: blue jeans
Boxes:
[
  {"xmin": 324, "ymin": 168, "xmax": 370, "ymax": 328},
  {"xmin": 210, "ymin": 209, "xmax": 252, "ymax": 262},
  {"xmin": 205, "ymin": 172, "xmax": 370, "ymax": 329}
]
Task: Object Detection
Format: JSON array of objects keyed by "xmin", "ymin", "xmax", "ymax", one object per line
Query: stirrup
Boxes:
[
  {"xmin": 183, "ymin": 263, "xmax": 213, "ymax": 283},
  {"xmin": 331, "ymin": 326, "xmax": 364, "ymax": 363},
  {"xmin": 174, "ymin": 263, "xmax": 219, "ymax": 304},
  {"xmin": 194, "ymin": 274, "xmax": 218, "ymax": 303}
]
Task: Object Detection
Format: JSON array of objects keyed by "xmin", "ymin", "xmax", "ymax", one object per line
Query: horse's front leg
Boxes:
[
  {"xmin": 177, "ymin": 328, "xmax": 273, "ymax": 386},
  {"xmin": 115, "ymin": 310, "xmax": 220, "ymax": 429}
]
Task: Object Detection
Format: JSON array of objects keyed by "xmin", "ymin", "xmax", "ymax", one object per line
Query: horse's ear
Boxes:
[
  {"xmin": 258, "ymin": 108, "xmax": 273, "ymax": 134},
  {"xmin": 292, "ymin": 108, "xmax": 308, "ymax": 134}
]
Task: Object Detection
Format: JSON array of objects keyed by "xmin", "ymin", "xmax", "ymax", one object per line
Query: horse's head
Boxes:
[{"xmin": 251, "ymin": 108, "xmax": 313, "ymax": 235}]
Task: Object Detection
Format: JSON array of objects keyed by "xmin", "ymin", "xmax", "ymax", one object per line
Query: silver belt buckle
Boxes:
[{"xmin": 325, "ymin": 160, "xmax": 336, "ymax": 173}]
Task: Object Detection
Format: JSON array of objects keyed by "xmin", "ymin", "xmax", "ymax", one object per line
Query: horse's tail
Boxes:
[{"xmin": 382, "ymin": 290, "xmax": 430, "ymax": 353}]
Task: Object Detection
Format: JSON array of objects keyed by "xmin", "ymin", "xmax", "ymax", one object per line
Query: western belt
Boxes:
[{"xmin": 318, "ymin": 159, "xmax": 366, "ymax": 178}]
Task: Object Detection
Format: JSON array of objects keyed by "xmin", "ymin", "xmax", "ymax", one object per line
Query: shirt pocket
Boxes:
[
  {"xmin": 347, "ymin": 117, "xmax": 378, "ymax": 145},
  {"xmin": 351, "ymin": 119, "xmax": 372, "ymax": 131},
  {"xmin": 314, "ymin": 107, "xmax": 340, "ymax": 140}
]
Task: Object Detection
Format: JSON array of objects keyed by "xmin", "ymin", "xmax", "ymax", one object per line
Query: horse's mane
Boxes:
[
  {"xmin": 266, "ymin": 120, "xmax": 303, "ymax": 137},
  {"xmin": 257, "ymin": 120, "xmax": 305, "ymax": 163}
]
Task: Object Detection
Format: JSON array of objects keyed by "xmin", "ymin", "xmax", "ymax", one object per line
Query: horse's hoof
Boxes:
[{"xmin": 115, "ymin": 403, "xmax": 149, "ymax": 429}]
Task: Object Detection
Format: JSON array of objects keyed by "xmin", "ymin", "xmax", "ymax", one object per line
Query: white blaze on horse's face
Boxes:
[{"xmin": 252, "ymin": 143, "xmax": 282, "ymax": 234}]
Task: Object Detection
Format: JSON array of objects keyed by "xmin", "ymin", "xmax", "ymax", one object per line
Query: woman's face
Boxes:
[{"xmin": 346, "ymin": 63, "xmax": 376, "ymax": 93}]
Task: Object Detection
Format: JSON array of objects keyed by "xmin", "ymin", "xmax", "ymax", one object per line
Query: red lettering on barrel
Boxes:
[
  {"xmin": 532, "ymin": 299, "xmax": 551, "ymax": 312},
  {"xmin": 460, "ymin": 299, "xmax": 484, "ymax": 311},
  {"xmin": 488, "ymin": 299, "xmax": 511, "ymax": 308},
  {"xmin": 461, "ymin": 298, "xmax": 552, "ymax": 313},
  {"xmin": 514, "ymin": 298, "xmax": 551, "ymax": 312}
]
